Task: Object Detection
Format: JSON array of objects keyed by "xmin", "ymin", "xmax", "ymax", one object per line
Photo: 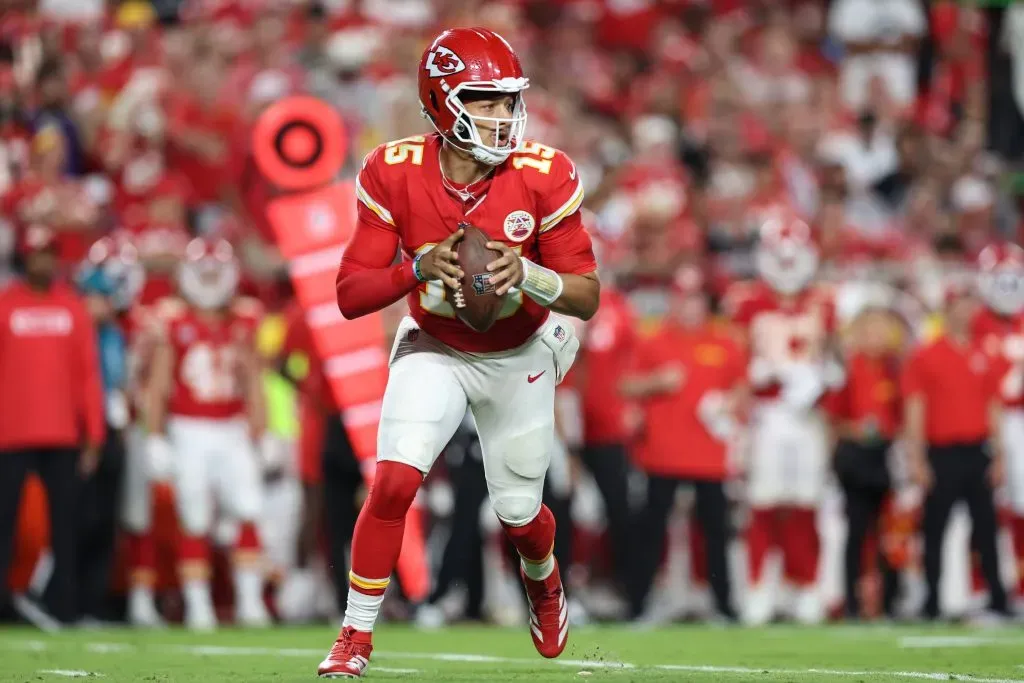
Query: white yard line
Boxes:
[
  {"xmin": 900, "ymin": 635, "xmax": 1024, "ymax": 649},
  {"xmin": 37, "ymin": 670, "xmax": 102, "ymax": 678},
  {"xmin": 7, "ymin": 638, "xmax": 1024, "ymax": 683}
]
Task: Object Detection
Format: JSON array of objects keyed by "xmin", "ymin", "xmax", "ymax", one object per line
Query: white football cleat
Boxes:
[
  {"xmin": 237, "ymin": 597, "xmax": 272, "ymax": 628},
  {"xmin": 741, "ymin": 583, "xmax": 775, "ymax": 626},
  {"xmin": 128, "ymin": 587, "xmax": 166, "ymax": 629}
]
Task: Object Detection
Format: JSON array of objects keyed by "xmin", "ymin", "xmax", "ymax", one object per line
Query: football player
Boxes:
[
  {"xmin": 726, "ymin": 213, "xmax": 841, "ymax": 625},
  {"xmin": 972, "ymin": 242, "xmax": 1024, "ymax": 607},
  {"xmin": 318, "ymin": 28, "xmax": 599, "ymax": 679},
  {"xmin": 145, "ymin": 237, "xmax": 269, "ymax": 630}
]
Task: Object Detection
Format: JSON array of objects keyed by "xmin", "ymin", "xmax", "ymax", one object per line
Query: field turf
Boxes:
[{"xmin": 2, "ymin": 623, "xmax": 1024, "ymax": 682}]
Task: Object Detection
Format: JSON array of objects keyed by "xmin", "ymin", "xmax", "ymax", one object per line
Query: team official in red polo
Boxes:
[
  {"xmin": 902, "ymin": 282, "xmax": 1010, "ymax": 620},
  {"xmin": 620, "ymin": 269, "xmax": 744, "ymax": 622},
  {"xmin": 0, "ymin": 225, "xmax": 106, "ymax": 624},
  {"xmin": 826, "ymin": 299, "xmax": 903, "ymax": 619},
  {"xmin": 569, "ymin": 281, "xmax": 636, "ymax": 588}
]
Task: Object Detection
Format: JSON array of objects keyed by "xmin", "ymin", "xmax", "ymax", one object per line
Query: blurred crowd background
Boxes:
[{"xmin": 3, "ymin": 0, "xmax": 1024, "ymax": 630}]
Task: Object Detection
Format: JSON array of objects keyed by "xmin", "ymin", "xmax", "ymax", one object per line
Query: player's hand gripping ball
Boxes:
[{"xmin": 447, "ymin": 223, "xmax": 507, "ymax": 333}]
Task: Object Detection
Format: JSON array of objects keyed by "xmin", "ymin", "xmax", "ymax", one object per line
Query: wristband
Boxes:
[
  {"xmin": 519, "ymin": 257, "xmax": 563, "ymax": 306},
  {"xmin": 412, "ymin": 253, "xmax": 426, "ymax": 282}
]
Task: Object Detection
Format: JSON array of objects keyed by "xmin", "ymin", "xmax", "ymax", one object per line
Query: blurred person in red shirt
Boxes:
[
  {"xmin": 725, "ymin": 217, "xmax": 841, "ymax": 625},
  {"xmin": 972, "ymin": 243, "xmax": 1024, "ymax": 607},
  {"xmin": 620, "ymin": 268, "xmax": 745, "ymax": 623},
  {"xmin": 164, "ymin": 43, "xmax": 241, "ymax": 216},
  {"xmin": 272, "ymin": 298, "xmax": 364, "ymax": 619},
  {"xmin": 564, "ymin": 268, "xmax": 636, "ymax": 590},
  {"xmin": 826, "ymin": 298, "xmax": 903, "ymax": 619},
  {"xmin": 2, "ymin": 125, "xmax": 101, "ymax": 265},
  {"xmin": 0, "ymin": 225, "xmax": 105, "ymax": 624},
  {"xmin": 902, "ymin": 282, "xmax": 1010, "ymax": 620}
]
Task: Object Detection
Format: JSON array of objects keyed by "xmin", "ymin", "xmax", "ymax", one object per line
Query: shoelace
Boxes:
[{"xmin": 532, "ymin": 584, "xmax": 563, "ymax": 619}]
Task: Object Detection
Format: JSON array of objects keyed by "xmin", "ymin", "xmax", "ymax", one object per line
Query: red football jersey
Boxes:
[
  {"xmin": 156, "ymin": 296, "xmax": 262, "ymax": 419},
  {"xmin": 725, "ymin": 281, "xmax": 836, "ymax": 399},
  {"xmin": 355, "ymin": 134, "xmax": 597, "ymax": 353},
  {"xmin": 971, "ymin": 307, "xmax": 1024, "ymax": 407}
]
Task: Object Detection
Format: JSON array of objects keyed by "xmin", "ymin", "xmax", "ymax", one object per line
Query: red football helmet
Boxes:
[
  {"xmin": 178, "ymin": 237, "xmax": 239, "ymax": 310},
  {"xmin": 755, "ymin": 214, "xmax": 819, "ymax": 295},
  {"xmin": 418, "ymin": 27, "xmax": 529, "ymax": 166},
  {"xmin": 977, "ymin": 242, "xmax": 1024, "ymax": 315}
]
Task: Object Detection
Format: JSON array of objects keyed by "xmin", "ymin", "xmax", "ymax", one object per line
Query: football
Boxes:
[{"xmin": 446, "ymin": 223, "xmax": 505, "ymax": 333}]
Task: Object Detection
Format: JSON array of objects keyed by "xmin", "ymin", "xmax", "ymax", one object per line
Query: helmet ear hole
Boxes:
[
  {"xmin": 429, "ymin": 91, "xmax": 439, "ymax": 111},
  {"xmin": 454, "ymin": 115, "xmax": 471, "ymax": 138}
]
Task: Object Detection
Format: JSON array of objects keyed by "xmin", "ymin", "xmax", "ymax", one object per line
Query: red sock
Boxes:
[
  {"xmin": 746, "ymin": 508, "xmax": 776, "ymax": 585},
  {"xmin": 970, "ymin": 552, "xmax": 986, "ymax": 593},
  {"xmin": 689, "ymin": 520, "xmax": 708, "ymax": 585},
  {"xmin": 1012, "ymin": 516, "xmax": 1024, "ymax": 598},
  {"xmin": 781, "ymin": 507, "xmax": 819, "ymax": 586},
  {"xmin": 179, "ymin": 535, "xmax": 210, "ymax": 580},
  {"xmin": 501, "ymin": 504, "xmax": 556, "ymax": 563},
  {"xmin": 234, "ymin": 521, "xmax": 261, "ymax": 565},
  {"xmin": 126, "ymin": 532, "xmax": 157, "ymax": 586},
  {"xmin": 349, "ymin": 461, "xmax": 422, "ymax": 590}
]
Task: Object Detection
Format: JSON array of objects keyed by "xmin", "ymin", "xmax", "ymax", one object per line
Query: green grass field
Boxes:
[{"xmin": 2, "ymin": 623, "xmax": 1024, "ymax": 682}]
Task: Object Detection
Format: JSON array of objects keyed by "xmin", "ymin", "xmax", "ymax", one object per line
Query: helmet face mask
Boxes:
[
  {"xmin": 419, "ymin": 28, "xmax": 530, "ymax": 167},
  {"xmin": 755, "ymin": 217, "xmax": 818, "ymax": 295},
  {"xmin": 445, "ymin": 86, "xmax": 527, "ymax": 165},
  {"xmin": 978, "ymin": 244, "xmax": 1024, "ymax": 316},
  {"xmin": 178, "ymin": 238, "xmax": 238, "ymax": 310}
]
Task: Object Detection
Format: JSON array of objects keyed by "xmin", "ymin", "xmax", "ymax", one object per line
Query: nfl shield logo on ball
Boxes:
[
  {"xmin": 472, "ymin": 273, "xmax": 495, "ymax": 296},
  {"xmin": 503, "ymin": 210, "xmax": 535, "ymax": 242}
]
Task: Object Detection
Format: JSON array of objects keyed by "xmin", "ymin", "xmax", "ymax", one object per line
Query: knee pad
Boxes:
[
  {"xmin": 491, "ymin": 485, "xmax": 544, "ymax": 527},
  {"xmin": 366, "ymin": 461, "xmax": 423, "ymax": 521}
]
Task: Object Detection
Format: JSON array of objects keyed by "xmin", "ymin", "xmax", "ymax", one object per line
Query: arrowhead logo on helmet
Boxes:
[{"xmin": 425, "ymin": 46, "xmax": 466, "ymax": 78}]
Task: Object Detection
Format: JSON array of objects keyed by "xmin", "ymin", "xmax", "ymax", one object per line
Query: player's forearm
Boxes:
[
  {"xmin": 336, "ymin": 258, "xmax": 419, "ymax": 319},
  {"xmin": 519, "ymin": 262, "xmax": 599, "ymax": 320},
  {"xmin": 988, "ymin": 398, "xmax": 1004, "ymax": 463},
  {"xmin": 903, "ymin": 394, "xmax": 926, "ymax": 462},
  {"xmin": 145, "ymin": 345, "xmax": 172, "ymax": 435}
]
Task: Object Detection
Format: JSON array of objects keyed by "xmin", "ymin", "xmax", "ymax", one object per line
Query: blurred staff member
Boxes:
[
  {"xmin": 273, "ymin": 298, "xmax": 362, "ymax": 617},
  {"xmin": 827, "ymin": 301, "xmax": 903, "ymax": 619},
  {"xmin": 567, "ymin": 282, "xmax": 635, "ymax": 589},
  {"xmin": 620, "ymin": 270, "xmax": 745, "ymax": 622},
  {"xmin": 72, "ymin": 237, "xmax": 141, "ymax": 622},
  {"xmin": 0, "ymin": 225, "xmax": 105, "ymax": 624},
  {"xmin": 902, "ymin": 284, "xmax": 1010, "ymax": 620}
]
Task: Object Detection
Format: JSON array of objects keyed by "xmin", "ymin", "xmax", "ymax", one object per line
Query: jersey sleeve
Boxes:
[
  {"xmin": 532, "ymin": 149, "xmax": 585, "ymax": 235},
  {"xmin": 354, "ymin": 144, "xmax": 398, "ymax": 233},
  {"xmin": 529, "ymin": 149, "xmax": 596, "ymax": 274}
]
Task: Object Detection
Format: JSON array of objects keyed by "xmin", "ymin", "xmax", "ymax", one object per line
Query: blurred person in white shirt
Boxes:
[{"xmin": 828, "ymin": 0, "xmax": 926, "ymax": 111}]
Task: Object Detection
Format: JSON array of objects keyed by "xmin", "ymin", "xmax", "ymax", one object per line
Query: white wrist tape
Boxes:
[{"xmin": 519, "ymin": 257, "xmax": 563, "ymax": 306}]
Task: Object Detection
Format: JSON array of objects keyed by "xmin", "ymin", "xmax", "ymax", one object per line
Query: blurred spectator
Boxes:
[
  {"xmin": 32, "ymin": 58, "xmax": 86, "ymax": 177},
  {"xmin": 0, "ymin": 225, "xmax": 105, "ymax": 624},
  {"xmin": 827, "ymin": 0, "xmax": 926, "ymax": 111},
  {"xmin": 565, "ymin": 280, "xmax": 636, "ymax": 591},
  {"xmin": 621, "ymin": 270, "xmax": 744, "ymax": 622}
]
